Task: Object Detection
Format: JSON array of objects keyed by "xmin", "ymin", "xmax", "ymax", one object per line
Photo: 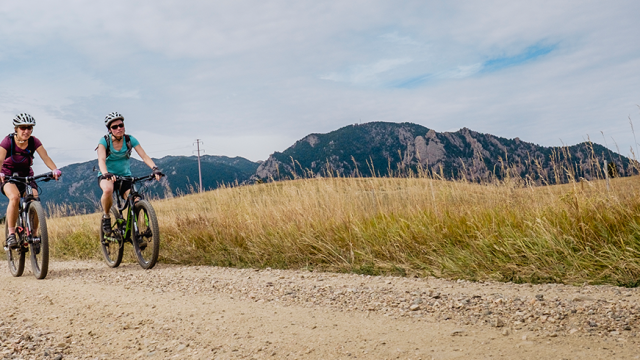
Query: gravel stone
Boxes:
[{"xmin": 6, "ymin": 260, "xmax": 640, "ymax": 359}]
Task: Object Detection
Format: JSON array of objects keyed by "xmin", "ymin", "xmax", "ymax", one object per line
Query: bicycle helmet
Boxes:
[
  {"xmin": 104, "ymin": 112, "xmax": 124, "ymax": 128},
  {"xmin": 12, "ymin": 113, "xmax": 36, "ymax": 127}
]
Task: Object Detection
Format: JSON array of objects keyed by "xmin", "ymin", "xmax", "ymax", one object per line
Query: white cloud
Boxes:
[
  {"xmin": 320, "ymin": 58, "xmax": 413, "ymax": 85},
  {"xmin": 0, "ymin": 0, "xmax": 638, "ymax": 168},
  {"xmin": 380, "ymin": 32, "xmax": 421, "ymax": 47},
  {"xmin": 436, "ymin": 63, "xmax": 483, "ymax": 79}
]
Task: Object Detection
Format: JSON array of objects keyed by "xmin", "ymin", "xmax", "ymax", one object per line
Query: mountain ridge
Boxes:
[
  {"xmin": 254, "ymin": 121, "xmax": 633, "ymax": 184},
  {"xmin": 1, "ymin": 121, "xmax": 632, "ymax": 214}
]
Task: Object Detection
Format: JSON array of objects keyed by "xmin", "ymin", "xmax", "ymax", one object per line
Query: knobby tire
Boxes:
[
  {"xmin": 100, "ymin": 206, "xmax": 124, "ymax": 268},
  {"xmin": 132, "ymin": 200, "xmax": 160, "ymax": 269},
  {"xmin": 27, "ymin": 201, "xmax": 49, "ymax": 279},
  {"xmin": 5, "ymin": 222, "xmax": 25, "ymax": 277}
]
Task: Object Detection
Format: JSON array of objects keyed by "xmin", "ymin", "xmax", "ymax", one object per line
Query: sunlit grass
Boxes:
[{"xmin": 44, "ymin": 173, "xmax": 640, "ymax": 286}]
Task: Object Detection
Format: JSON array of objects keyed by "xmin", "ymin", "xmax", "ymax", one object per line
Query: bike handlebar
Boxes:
[
  {"xmin": 4, "ymin": 172, "xmax": 56, "ymax": 183},
  {"xmin": 113, "ymin": 173, "xmax": 165, "ymax": 183}
]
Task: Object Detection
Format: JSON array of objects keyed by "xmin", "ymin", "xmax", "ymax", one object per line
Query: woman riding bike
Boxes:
[
  {"xmin": 97, "ymin": 112, "xmax": 162, "ymax": 237},
  {"xmin": 0, "ymin": 114, "xmax": 61, "ymax": 249}
]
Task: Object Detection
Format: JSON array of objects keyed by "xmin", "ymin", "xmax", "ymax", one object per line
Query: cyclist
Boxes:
[
  {"xmin": 97, "ymin": 112, "xmax": 162, "ymax": 237},
  {"xmin": 0, "ymin": 113, "xmax": 61, "ymax": 249}
]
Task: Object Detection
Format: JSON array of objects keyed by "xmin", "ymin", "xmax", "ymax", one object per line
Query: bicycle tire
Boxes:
[
  {"xmin": 132, "ymin": 200, "xmax": 160, "ymax": 269},
  {"xmin": 100, "ymin": 206, "xmax": 124, "ymax": 268},
  {"xmin": 5, "ymin": 221, "xmax": 25, "ymax": 277},
  {"xmin": 27, "ymin": 201, "xmax": 49, "ymax": 279}
]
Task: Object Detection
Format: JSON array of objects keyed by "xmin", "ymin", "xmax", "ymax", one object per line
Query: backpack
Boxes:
[
  {"xmin": 102, "ymin": 134, "xmax": 133, "ymax": 159},
  {"xmin": 8, "ymin": 133, "xmax": 36, "ymax": 164}
]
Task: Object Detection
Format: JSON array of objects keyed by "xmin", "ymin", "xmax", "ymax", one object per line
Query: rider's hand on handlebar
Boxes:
[
  {"xmin": 0, "ymin": 173, "xmax": 4, "ymax": 184},
  {"xmin": 52, "ymin": 169, "xmax": 62, "ymax": 180},
  {"xmin": 152, "ymin": 167, "xmax": 164, "ymax": 181},
  {"xmin": 103, "ymin": 172, "xmax": 115, "ymax": 182}
]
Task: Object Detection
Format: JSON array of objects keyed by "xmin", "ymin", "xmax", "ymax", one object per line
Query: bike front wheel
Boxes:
[
  {"xmin": 27, "ymin": 201, "xmax": 49, "ymax": 279},
  {"xmin": 132, "ymin": 200, "xmax": 160, "ymax": 269},
  {"xmin": 5, "ymin": 222, "xmax": 25, "ymax": 277},
  {"xmin": 100, "ymin": 206, "xmax": 124, "ymax": 268}
]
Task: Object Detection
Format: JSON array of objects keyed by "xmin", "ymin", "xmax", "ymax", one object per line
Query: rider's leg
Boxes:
[
  {"xmin": 3, "ymin": 183, "xmax": 20, "ymax": 248},
  {"xmin": 121, "ymin": 187, "xmax": 147, "ymax": 249},
  {"xmin": 4, "ymin": 183, "xmax": 20, "ymax": 234},
  {"xmin": 100, "ymin": 179, "xmax": 114, "ymax": 216},
  {"xmin": 31, "ymin": 188, "xmax": 39, "ymax": 231},
  {"xmin": 122, "ymin": 189, "xmax": 140, "ymax": 204},
  {"xmin": 100, "ymin": 179, "xmax": 114, "ymax": 235},
  {"xmin": 120, "ymin": 180, "xmax": 134, "ymax": 202}
]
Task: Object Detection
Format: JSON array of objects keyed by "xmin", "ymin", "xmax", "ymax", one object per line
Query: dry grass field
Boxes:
[{"xmin": 45, "ymin": 172, "xmax": 640, "ymax": 286}]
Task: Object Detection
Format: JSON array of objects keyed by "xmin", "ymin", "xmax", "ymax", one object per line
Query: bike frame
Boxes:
[
  {"xmin": 5, "ymin": 173, "xmax": 52, "ymax": 248},
  {"xmin": 107, "ymin": 175, "xmax": 155, "ymax": 244}
]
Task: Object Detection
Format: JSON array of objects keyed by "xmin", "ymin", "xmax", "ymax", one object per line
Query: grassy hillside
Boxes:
[{"xmin": 46, "ymin": 174, "xmax": 640, "ymax": 286}]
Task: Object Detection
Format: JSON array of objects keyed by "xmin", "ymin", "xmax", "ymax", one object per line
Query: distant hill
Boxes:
[
  {"xmin": 254, "ymin": 122, "xmax": 634, "ymax": 183},
  {"xmin": 2, "ymin": 155, "xmax": 260, "ymax": 214},
  {"xmin": 1, "ymin": 121, "xmax": 632, "ymax": 215}
]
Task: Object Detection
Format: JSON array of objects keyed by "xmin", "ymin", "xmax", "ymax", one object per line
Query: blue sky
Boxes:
[{"xmin": 0, "ymin": 1, "xmax": 639, "ymax": 173}]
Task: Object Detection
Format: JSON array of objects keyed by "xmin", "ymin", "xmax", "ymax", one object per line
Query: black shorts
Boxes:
[
  {"xmin": 98, "ymin": 176, "xmax": 132, "ymax": 198},
  {"xmin": 1, "ymin": 180, "xmax": 37, "ymax": 197}
]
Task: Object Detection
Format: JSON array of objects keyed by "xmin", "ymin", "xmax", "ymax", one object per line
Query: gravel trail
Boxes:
[{"xmin": 1, "ymin": 260, "xmax": 639, "ymax": 359}]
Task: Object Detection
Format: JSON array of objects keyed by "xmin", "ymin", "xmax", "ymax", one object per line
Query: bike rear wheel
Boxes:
[
  {"xmin": 132, "ymin": 200, "xmax": 160, "ymax": 269},
  {"xmin": 100, "ymin": 207, "xmax": 124, "ymax": 268},
  {"xmin": 27, "ymin": 201, "xmax": 49, "ymax": 279},
  {"xmin": 5, "ymin": 223, "xmax": 25, "ymax": 277}
]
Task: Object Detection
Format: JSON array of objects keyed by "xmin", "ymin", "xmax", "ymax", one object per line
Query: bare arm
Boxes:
[
  {"xmin": 133, "ymin": 145, "xmax": 157, "ymax": 170},
  {"xmin": 0, "ymin": 147, "xmax": 7, "ymax": 165},
  {"xmin": 97, "ymin": 144, "xmax": 109, "ymax": 175},
  {"xmin": 0, "ymin": 147, "xmax": 6, "ymax": 182},
  {"xmin": 35, "ymin": 146, "xmax": 58, "ymax": 170}
]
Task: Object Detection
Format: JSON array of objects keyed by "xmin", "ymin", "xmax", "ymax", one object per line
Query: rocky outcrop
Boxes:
[{"xmin": 252, "ymin": 121, "xmax": 634, "ymax": 184}]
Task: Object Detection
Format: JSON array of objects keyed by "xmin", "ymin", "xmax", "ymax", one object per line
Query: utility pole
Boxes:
[{"xmin": 193, "ymin": 139, "xmax": 204, "ymax": 193}]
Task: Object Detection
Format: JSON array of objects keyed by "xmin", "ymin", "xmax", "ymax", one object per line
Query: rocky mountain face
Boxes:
[{"xmin": 254, "ymin": 122, "xmax": 633, "ymax": 184}]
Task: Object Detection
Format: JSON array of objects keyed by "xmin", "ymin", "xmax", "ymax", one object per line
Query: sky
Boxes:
[{"xmin": 1, "ymin": 1, "xmax": 640, "ymax": 173}]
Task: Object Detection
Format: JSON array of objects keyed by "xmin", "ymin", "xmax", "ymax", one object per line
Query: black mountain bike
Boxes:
[
  {"xmin": 3, "ymin": 172, "xmax": 56, "ymax": 279},
  {"xmin": 100, "ymin": 174, "xmax": 162, "ymax": 269}
]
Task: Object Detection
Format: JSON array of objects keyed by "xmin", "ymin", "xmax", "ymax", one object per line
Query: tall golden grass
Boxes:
[{"xmin": 46, "ymin": 172, "xmax": 640, "ymax": 286}]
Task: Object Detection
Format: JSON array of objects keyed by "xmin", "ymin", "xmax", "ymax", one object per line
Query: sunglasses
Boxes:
[
  {"xmin": 110, "ymin": 123, "xmax": 124, "ymax": 130},
  {"xmin": 18, "ymin": 126, "xmax": 33, "ymax": 131}
]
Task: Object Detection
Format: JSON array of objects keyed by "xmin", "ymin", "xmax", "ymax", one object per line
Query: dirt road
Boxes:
[{"xmin": 0, "ymin": 261, "xmax": 639, "ymax": 359}]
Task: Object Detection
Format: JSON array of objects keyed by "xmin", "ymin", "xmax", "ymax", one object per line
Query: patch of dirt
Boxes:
[{"xmin": 1, "ymin": 261, "xmax": 639, "ymax": 359}]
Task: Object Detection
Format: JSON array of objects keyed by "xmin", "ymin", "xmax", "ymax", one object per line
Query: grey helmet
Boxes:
[
  {"xmin": 12, "ymin": 113, "xmax": 36, "ymax": 127},
  {"xmin": 104, "ymin": 112, "xmax": 124, "ymax": 128}
]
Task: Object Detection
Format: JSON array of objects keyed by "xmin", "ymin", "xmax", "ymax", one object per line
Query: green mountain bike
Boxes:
[
  {"xmin": 4, "ymin": 172, "xmax": 56, "ymax": 279},
  {"xmin": 100, "ymin": 174, "xmax": 162, "ymax": 269}
]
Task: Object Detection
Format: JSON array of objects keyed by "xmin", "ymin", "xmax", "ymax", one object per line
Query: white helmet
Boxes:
[
  {"xmin": 104, "ymin": 112, "xmax": 124, "ymax": 128},
  {"xmin": 13, "ymin": 113, "xmax": 36, "ymax": 127}
]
